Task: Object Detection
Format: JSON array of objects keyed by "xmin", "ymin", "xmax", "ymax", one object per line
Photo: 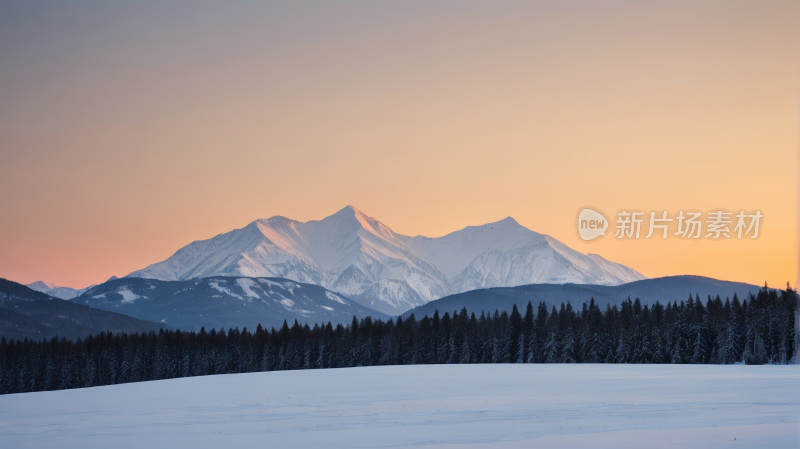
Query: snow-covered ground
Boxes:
[{"xmin": 1, "ymin": 365, "xmax": 798, "ymax": 448}]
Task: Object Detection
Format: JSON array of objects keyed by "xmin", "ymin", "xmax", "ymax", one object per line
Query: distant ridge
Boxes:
[
  {"xmin": 1, "ymin": 278, "xmax": 163, "ymax": 340},
  {"xmin": 25, "ymin": 280, "xmax": 93, "ymax": 300},
  {"xmin": 75, "ymin": 276, "xmax": 389, "ymax": 331},
  {"xmin": 402, "ymin": 275, "xmax": 765, "ymax": 318}
]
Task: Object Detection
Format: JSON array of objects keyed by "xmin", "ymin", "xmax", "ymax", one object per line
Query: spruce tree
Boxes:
[
  {"xmin": 543, "ymin": 333, "xmax": 557, "ymax": 363},
  {"xmin": 637, "ymin": 332, "xmax": 652, "ymax": 364},
  {"xmin": 616, "ymin": 332, "xmax": 631, "ymax": 363},
  {"xmin": 651, "ymin": 333, "xmax": 665, "ymax": 364}
]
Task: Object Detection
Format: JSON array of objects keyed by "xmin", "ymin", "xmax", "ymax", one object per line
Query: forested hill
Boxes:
[
  {"xmin": 403, "ymin": 276, "xmax": 764, "ymax": 319},
  {"xmin": 0, "ymin": 279, "xmax": 163, "ymax": 340},
  {"xmin": 73, "ymin": 276, "xmax": 389, "ymax": 331},
  {"xmin": 1, "ymin": 283, "xmax": 795, "ymax": 395}
]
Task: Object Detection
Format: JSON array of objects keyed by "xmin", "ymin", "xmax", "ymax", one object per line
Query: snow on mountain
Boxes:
[
  {"xmin": 399, "ymin": 218, "xmax": 645, "ymax": 294},
  {"xmin": 25, "ymin": 281, "xmax": 92, "ymax": 300},
  {"xmin": 126, "ymin": 206, "xmax": 646, "ymax": 314},
  {"xmin": 76, "ymin": 276, "xmax": 388, "ymax": 330},
  {"xmin": 352, "ymin": 279, "xmax": 427, "ymax": 316},
  {"xmin": 399, "ymin": 217, "xmax": 534, "ymax": 279},
  {"xmin": 127, "ymin": 206, "xmax": 450, "ymax": 314},
  {"xmin": 25, "ymin": 281, "xmax": 55, "ymax": 293}
]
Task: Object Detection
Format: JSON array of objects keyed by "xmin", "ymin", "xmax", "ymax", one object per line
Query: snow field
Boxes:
[{"xmin": 0, "ymin": 364, "xmax": 797, "ymax": 448}]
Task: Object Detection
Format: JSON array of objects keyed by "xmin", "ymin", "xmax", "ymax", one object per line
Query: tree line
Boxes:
[{"xmin": 1, "ymin": 284, "xmax": 796, "ymax": 395}]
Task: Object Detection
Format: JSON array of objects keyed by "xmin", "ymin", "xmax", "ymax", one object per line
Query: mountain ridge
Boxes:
[
  {"xmin": 1, "ymin": 278, "xmax": 164, "ymax": 340},
  {"xmin": 125, "ymin": 206, "xmax": 646, "ymax": 314},
  {"xmin": 401, "ymin": 275, "xmax": 766, "ymax": 319},
  {"xmin": 74, "ymin": 275, "xmax": 389, "ymax": 330},
  {"xmin": 26, "ymin": 280, "xmax": 95, "ymax": 300}
]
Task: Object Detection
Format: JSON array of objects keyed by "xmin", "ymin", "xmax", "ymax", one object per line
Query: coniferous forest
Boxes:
[{"xmin": 1, "ymin": 285, "xmax": 796, "ymax": 395}]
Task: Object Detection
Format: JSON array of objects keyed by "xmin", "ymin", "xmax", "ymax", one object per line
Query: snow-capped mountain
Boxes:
[
  {"xmin": 398, "ymin": 217, "xmax": 645, "ymax": 294},
  {"xmin": 25, "ymin": 281, "xmax": 93, "ymax": 300},
  {"xmin": 26, "ymin": 281, "xmax": 56, "ymax": 293},
  {"xmin": 126, "ymin": 206, "xmax": 646, "ymax": 314}
]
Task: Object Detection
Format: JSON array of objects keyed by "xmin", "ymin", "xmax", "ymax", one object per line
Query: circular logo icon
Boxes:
[{"xmin": 577, "ymin": 208, "xmax": 609, "ymax": 241}]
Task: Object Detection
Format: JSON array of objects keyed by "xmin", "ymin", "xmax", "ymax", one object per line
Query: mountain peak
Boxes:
[
  {"xmin": 261, "ymin": 215, "xmax": 299, "ymax": 224},
  {"xmin": 488, "ymin": 216, "xmax": 525, "ymax": 233},
  {"xmin": 462, "ymin": 216, "xmax": 523, "ymax": 232},
  {"xmin": 332, "ymin": 205, "xmax": 367, "ymax": 218},
  {"xmin": 26, "ymin": 281, "xmax": 54, "ymax": 292},
  {"xmin": 497, "ymin": 216, "xmax": 520, "ymax": 226},
  {"xmin": 324, "ymin": 205, "xmax": 381, "ymax": 228}
]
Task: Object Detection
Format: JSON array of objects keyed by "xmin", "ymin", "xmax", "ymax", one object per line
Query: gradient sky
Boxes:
[{"xmin": 0, "ymin": 0, "xmax": 798, "ymax": 289}]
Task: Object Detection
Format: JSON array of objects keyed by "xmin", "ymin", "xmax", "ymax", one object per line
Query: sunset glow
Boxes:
[{"xmin": 0, "ymin": 0, "xmax": 797, "ymax": 289}]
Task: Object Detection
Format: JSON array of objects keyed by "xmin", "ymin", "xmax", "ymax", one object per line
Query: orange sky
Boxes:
[{"xmin": 0, "ymin": 0, "xmax": 798, "ymax": 289}]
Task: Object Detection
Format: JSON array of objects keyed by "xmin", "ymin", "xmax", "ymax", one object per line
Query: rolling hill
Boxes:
[
  {"xmin": 74, "ymin": 276, "xmax": 389, "ymax": 331},
  {"xmin": 0, "ymin": 279, "xmax": 163, "ymax": 341},
  {"xmin": 402, "ymin": 275, "xmax": 765, "ymax": 318}
]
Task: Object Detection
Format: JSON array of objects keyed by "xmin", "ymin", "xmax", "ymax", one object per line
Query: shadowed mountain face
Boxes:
[
  {"xmin": 402, "ymin": 276, "xmax": 765, "ymax": 318},
  {"xmin": 74, "ymin": 276, "xmax": 389, "ymax": 331},
  {"xmin": 0, "ymin": 279, "xmax": 163, "ymax": 341},
  {"xmin": 125, "ymin": 206, "xmax": 645, "ymax": 314}
]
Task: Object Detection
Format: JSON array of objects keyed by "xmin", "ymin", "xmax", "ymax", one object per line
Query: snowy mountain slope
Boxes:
[
  {"xmin": 351, "ymin": 279, "xmax": 427, "ymax": 315},
  {"xmin": 26, "ymin": 281, "xmax": 56, "ymax": 292},
  {"xmin": 1, "ymin": 279, "xmax": 163, "ymax": 340},
  {"xmin": 77, "ymin": 276, "xmax": 388, "ymax": 330},
  {"xmin": 127, "ymin": 206, "xmax": 450, "ymax": 313},
  {"xmin": 26, "ymin": 281, "xmax": 93, "ymax": 300},
  {"xmin": 126, "ymin": 206, "xmax": 645, "ymax": 314},
  {"xmin": 398, "ymin": 218, "xmax": 646, "ymax": 294},
  {"xmin": 399, "ymin": 217, "xmax": 538, "ymax": 278}
]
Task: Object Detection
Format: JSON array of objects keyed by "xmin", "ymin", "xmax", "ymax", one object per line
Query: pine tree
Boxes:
[
  {"xmin": 525, "ymin": 333, "xmax": 535, "ymax": 363},
  {"xmin": 651, "ymin": 333, "xmax": 665, "ymax": 364},
  {"xmin": 559, "ymin": 328, "xmax": 576, "ymax": 363},
  {"xmin": 43, "ymin": 357, "xmax": 57, "ymax": 391},
  {"xmin": 523, "ymin": 301, "xmax": 534, "ymax": 359},
  {"xmin": 101, "ymin": 349, "xmax": 117, "ymax": 385},
  {"xmin": 670, "ymin": 331, "xmax": 686, "ymax": 364},
  {"xmin": 616, "ymin": 333, "xmax": 631, "ymax": 363},
  {"xmin": 515, "ymin": 334, "xmax": 525, "ymax": 364},
  {"xmin": 59, "ymin": 362, "xmax": 74, "ymax": 390},
  {"xmin": 491, "ymin": 337, "xmax": 502, "ymax": 363},
  {"xmin": 637, "ymin": 333, "xmax": 652, "ymax": 364},
  {"xmin": 314, "ymin": 344, "xmax": 325, "ymax": 369},
  {"xmin": 750, "ymin": 332, "xmax": 768, "ymax": 365},
  {"xmin": 261, "ymin": 344, "xmax": 274, "ymax": 372},
  {"xmin": 181, "ymin": 351, "xmax": 191, "ymax": 378},
  {"xmin": 82, "ymin": 356, "xmax": 96, "ymax": 388},
  {"xmin": 448, "ymin": 332, "xmax": 458, "ymax": 364},
  {"xmin": 378, "ymin": 336, "xmax": 393, "ymax": 365},
  {"xmin": 543, "ymin": 333, "xmax": 557, "ymax": 363},
  {"xmin": 17, "ymin": 364, "xmax": 29, "ymax": 393},
  {"xmin": 691, "ymin": 329, "xmax": 709, "ymax": 364},
  {"xmin": 460, "ymin": 339, "xmax": 472, "ymax": 364},
  {"xmin": 583, "ymin": 333, "xmax": 600, "ymax": 363}
]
